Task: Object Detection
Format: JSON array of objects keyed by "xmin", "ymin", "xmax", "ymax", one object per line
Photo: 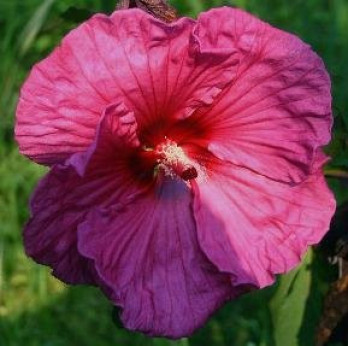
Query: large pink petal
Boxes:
[
  {"xmin": 16, "ymin": 9, "xmax": 238, "ymax": 164},
  {"xmin": 191, "ymin": 7, "xmax": 332, "ymax": 184},
  {"xmin": 78, "ymin": 177, "xmax": 240, "ymax": 339},
  {"xmin": 192, "ymin": 161, "xmax": 335, "ymax": 288},
  {"xmin": 24, "ymin": 102, "xmax": 144, "ymax": 284}
]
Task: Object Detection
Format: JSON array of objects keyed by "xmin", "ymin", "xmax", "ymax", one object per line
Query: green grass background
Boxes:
[{"xmin": 0, "ymin": 0, "xmax": 347, "ymax": 345}]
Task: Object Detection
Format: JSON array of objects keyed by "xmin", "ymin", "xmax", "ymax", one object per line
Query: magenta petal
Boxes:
[
  {"xmin": 69, "ymin": 102, "xmax": 140, "ymax": 177},
  {"xmin": 24, "ymin": 102, "xmax": 143, "ymax": 284},
  {"xmin": 193, "ymin": 7, "xmax": 332, "ymax": 184},
  {"xmin": 15, "ymin": 9, "xmax": 241, "ymax": 164},
  {"xmin": 192, "ymin": 162, "xmax": 335, "ymax": 288},
  {"xmin": 78, "ymin": 178, "xmax": 235, "ymax": 339},
  {"xmin": 24, "ymin": 167, "xmax": 96, "ymax": 284},
  {"xmin": 15, "ymin": 9, "xmax": 192, "ymax": 164}
]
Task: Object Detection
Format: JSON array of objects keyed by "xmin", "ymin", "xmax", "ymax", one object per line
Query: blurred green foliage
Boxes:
[{"xmin": 0, "ymin": 0, "xmax": 347, "ymax": 345}]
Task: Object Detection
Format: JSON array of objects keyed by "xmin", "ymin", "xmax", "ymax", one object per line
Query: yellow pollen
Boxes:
[{"xmin": 155, "ymin": 140, "xmax": 197, "ymax": 180}]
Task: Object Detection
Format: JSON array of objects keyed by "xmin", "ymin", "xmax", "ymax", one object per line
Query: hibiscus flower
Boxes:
[{"xmin": 15, "ymin": 6, "xmax": 335, "ymax": 338}]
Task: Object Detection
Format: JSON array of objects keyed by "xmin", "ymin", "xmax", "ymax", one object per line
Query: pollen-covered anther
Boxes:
[{"xmin": 155, "ymin": 140, "xmax": 198, "ymax": 181}]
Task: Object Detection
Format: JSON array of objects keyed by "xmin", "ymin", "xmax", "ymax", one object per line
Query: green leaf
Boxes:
[
  {"xmin": 60, "ymin": 7, "xmax": 95, "ymax": 24},
  {"xmin": 17, "ymin": 0, "xmax": 55, "ymax": 56},
  {"xmin": 270, "ymin": 249, "xmax": 313, "ymax": 346}
]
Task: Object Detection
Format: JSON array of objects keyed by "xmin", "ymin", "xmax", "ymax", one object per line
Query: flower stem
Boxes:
[
  {"xmin": 325, "ymin": 169, "xmax": 348, "ymax": 180},
  {"xmin": 116, "ymin": 0, "xmax": 178, "ymax": 22}
]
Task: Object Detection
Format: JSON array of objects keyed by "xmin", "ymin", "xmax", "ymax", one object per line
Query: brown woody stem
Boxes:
[{"xmin": 117, "ymin": 0, "xmax": 178, "ymax": 22}]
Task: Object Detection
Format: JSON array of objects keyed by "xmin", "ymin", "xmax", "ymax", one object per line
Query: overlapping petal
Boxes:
[
  {"xmin": 190, "ymin": 7, "xmax": 332, "ymax": 184},
  {"xmin": 78, "ymin": 177, "xmax": 238, "ymax": 339},
  {"xmin": 15, "ymin": 9, "xmax": 238, "ymax": 165},
  {"xmin": 24, "ymin": 102, "xmax": 144, "ymax": 283},
  {"xmin": 192, "ymin": 160, "xmax": 335, "ymax": 288}
]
